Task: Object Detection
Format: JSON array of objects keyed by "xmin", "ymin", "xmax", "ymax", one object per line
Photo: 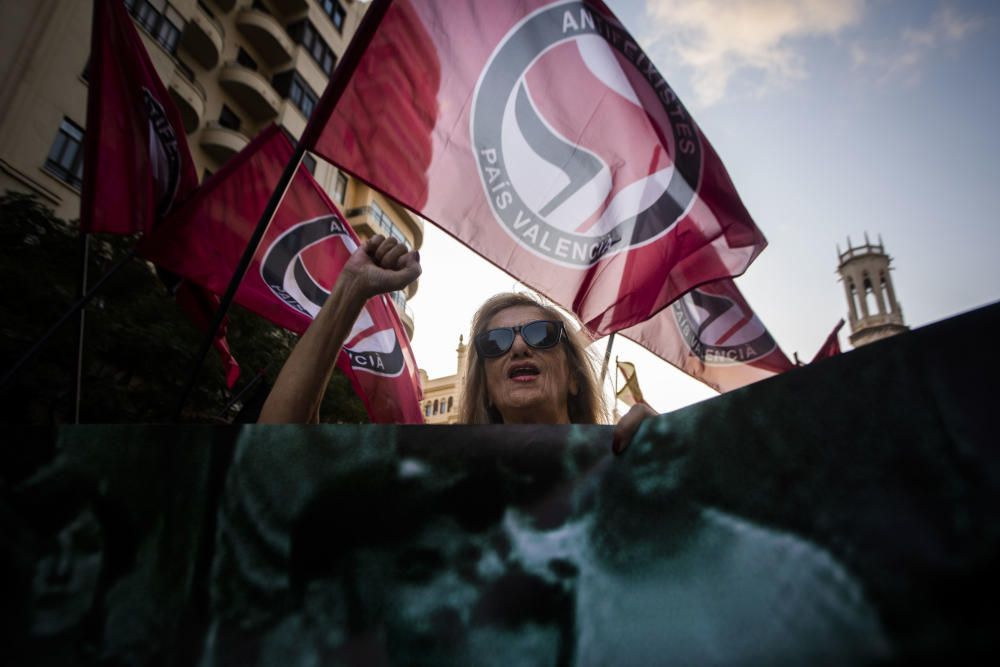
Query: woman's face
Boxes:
[{"xmin": 481, "ymin": 305, "xmax": 577, "ymax": 424}]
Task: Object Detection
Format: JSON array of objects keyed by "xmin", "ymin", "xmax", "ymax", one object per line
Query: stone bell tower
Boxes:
[
  {"xmin": 456, "ymin": 335, "xmax": 469, "ymax": 392},
  {"xmin": 837, "ymin": 234, "xmax": 908, "ymax": 348}
]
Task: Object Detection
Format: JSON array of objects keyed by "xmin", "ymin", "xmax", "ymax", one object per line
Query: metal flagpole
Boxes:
[
  {"xmin": 73, "ymin": 232, "xmax": 90, "ymax": 423},
  {"xmin": 170, "ymin": 0, "xmax": 394, "ymax": 421},
  {"xmin": 0, "ymin": 245, "xmax": 138, "ymax": 392}
]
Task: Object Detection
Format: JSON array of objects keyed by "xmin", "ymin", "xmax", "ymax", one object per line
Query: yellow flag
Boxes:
[{"xmin": 616, "ymin": 361, "xmax": 645, "ymax": 407}]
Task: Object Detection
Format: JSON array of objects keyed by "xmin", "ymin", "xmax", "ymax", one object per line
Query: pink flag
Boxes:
[
  {"xmin": 140, "ymin": 127, "xmax": 424, "ymax": 423},
  {"xmin": 620, "ymin": 279, "xmax": 795, "ymax": 392},
  {"xmin": 302, "ymin": 0, "xmax": 765, "ymax": 335},
  {"xmin": 81, "ymin": 0, "xmax": 198, "ymax": 235}
]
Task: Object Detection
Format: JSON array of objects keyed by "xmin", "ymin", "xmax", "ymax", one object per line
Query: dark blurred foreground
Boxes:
[{"xmin": 2, "ymin": 303, "xmax": 998, "ymax": 665}]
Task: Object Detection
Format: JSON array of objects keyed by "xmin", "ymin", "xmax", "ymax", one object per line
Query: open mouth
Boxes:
[{"xmin": 508, "ymin": 363, "xmax": 540, "ymax": 380}]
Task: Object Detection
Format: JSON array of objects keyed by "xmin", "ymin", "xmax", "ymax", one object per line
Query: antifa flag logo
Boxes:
[
  {"xmin": 672, "ymin": 289, "xmax": 777, "ymax": 365},
  {"xmin": 260, "ymin": 215, "xmax": 406, "ymax": 377},
  {"xmin": 472, "ymin": 1, "xmax": 702, "ymax": 267},
  {"xmin": 141, "ymin": 88, "xmax": 182, "ymax": 218}
]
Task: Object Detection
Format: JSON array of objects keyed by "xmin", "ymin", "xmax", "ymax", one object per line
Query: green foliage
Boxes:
[{"xmin": 0, "ymin": 192, "xmax": 367, "ymax": 424}]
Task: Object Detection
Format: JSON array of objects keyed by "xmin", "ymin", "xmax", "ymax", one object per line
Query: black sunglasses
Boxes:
[{"xmin": 475, "ymin": 320, "xmax": 566, "ymax": 358}]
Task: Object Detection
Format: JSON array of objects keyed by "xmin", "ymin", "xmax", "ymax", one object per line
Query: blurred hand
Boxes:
[
  {"xmin": 611, "ymin": 402, "xmax": 658, "ymax": 455},
  {"xmin": 342, "ymin": 234, "xmax": 421, "ymax": 299}
]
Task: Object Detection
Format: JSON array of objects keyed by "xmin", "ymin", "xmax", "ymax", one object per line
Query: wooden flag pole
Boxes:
[
  {"xmin": 170, "ymin": 0, "xmax": 394, "ymax": 421},
  {"xmin": 612, "ymin": 354, "xmax": 620, "ymax": 422},
  {"xmin": 599, "ymin": 332, "xmax": 616, "ymax": 386},
  {"xmin": 613, "ymin": 354, "xmax": 619, "ymax": 396}
]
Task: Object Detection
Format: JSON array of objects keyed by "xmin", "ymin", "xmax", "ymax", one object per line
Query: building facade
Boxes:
[
  {"xmin": 419, "ymin": 335, "xmax": 468, "ymax": 424},
  {"xmin": 0, "ymin": 0, "xmax": 421, "ymax": 337}
]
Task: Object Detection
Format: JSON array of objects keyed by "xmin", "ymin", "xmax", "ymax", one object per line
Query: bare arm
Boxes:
[{"xmin": 258, "ymin": 235, "xmax": 421, "ymax": 423}]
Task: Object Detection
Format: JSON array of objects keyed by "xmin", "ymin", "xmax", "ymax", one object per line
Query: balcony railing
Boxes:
[
  {"xmin": 168, "ymin": 67, "xmax": 206, "ymax": 133},
  {"xmin": 180, "ymin": 5, "xmax": 224, "ymax": 69},
  {"xmin": 219, "ymin": 62, "xmax": 282, "ymax": 121},
  {"xmin": 236, "ymin": 7, "xmax": 295, "ymax": 66},
  {"xmin": 200, "ymin": 121, "xmax": 250, "ymax": 163}
]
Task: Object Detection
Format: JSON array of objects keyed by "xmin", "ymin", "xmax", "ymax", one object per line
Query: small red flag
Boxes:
[
  {"xmin": 80, "ymin": 0, "xmax": 198, "ymax": 235},
  {"xmin": 302, "ymin": 0, "xmax": 766, "ymax": 336},
  {"xmin": 141, "ymin": 127, "xmax": 424, "ymax": 423},
  {"xmin": 619, "ymin": 278, "xmax": 795, "ymax": 392},
  {"xmin": 810, "ymin": 319, "xmax": 845, "ymax": 364},
  {"xmin": 161, "ymin": 272, "xmax": 241, "ymax": 390}
]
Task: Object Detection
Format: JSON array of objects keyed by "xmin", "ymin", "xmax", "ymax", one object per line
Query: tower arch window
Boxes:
[
  {"xmin": 862, "ymin": 272, "xmax": 878, "ymax": 316},
  {"xmin": 847, "ymin": 279, "xmax": 860, "ymax": 318},
  {"xmin": 880, "ymin": 271, "xmax": 892, "ymax": 313}
]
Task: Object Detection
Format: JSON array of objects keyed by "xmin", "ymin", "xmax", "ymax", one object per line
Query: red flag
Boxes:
[
  {"xmin": 302, "ymin": 0, "xmax": 765, "ymax": 335},
  {"xmin": 140, "ymin": 127, "xmax": 424, "ymax": 423},
  {"xmin": 619, "ymin": 279, "xmax": 795, "ymax": 392},
  {"xmin": 80, "ymin": 1, "xmax": 235, "ymax": 387},
  {"xmin": 163, "ymin": 273, "xmax": 241, "ymax": 390},
  {"xmin": 81, "ymin": 0, "xmax": 198, "ymax": 235},
  {"xmin": 810, "ymin": 319, "xmax": 845, "ymax": 364}
]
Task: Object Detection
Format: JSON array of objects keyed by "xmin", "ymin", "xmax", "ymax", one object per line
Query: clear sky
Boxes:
[{"xmin": 407, "ymin": 0, "xmax": 1000, "ymax": 414}]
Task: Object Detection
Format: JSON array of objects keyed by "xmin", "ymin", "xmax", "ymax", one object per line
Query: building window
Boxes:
[
  {"xmin": 218, "ymin": 105, "xmax": 241, "ymax": 131},
  {"xmin": 370, "ymin": 201, "xmax": 409, "ymax": 248},
  {"xmin": 447, "ymin": 396, "xmax": 453, "ymax": 412},
  {"xmin": 290, "ymin": 73, "xmax": 317, "ymax": 117},
  {"xmin": 424, "ymin": 403, "xmax": 431, "ymax": 417},
  {"xmin": 236, "ymin": 48, "xmax": 258, "ymax": 72},
  {"xmin": 289, "ymin": 20, "xmax": 337, "ymax": 76},
  {"xmin": 334, "ymin": 172, "xmax": 347, "ymax": 204},
  {"xmin": 44, "ymin": 119, "xmax": 85, "ymax": 189},
  {"xmin": 272, "ymin": 70, "xmax": 318, "ymax": 119},
  {"xmin": 291, "ymin": 75, "xmax": 316, "ymax": 118},
  {"xmin": 320, "ymin": 0, "xmax": 346, "ymax": 32},
  {"xmin": 127, "ymin": 0, "xmax": 184, "ymax": 55},
  {"xmin": 301, "ymin": 153, "xmax": 317, "ymax": 174}
]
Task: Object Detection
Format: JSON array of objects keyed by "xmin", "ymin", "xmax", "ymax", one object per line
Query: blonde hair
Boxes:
[{"xmin": 459, "ymin": 293, "xmax": 608, "ymax": 424}]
